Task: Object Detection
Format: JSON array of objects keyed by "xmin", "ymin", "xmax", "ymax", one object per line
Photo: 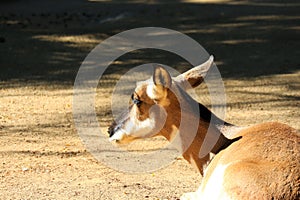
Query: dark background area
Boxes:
[{"xmin": 0, "ymin": 0, "xmax": 299, "ymax": 86}]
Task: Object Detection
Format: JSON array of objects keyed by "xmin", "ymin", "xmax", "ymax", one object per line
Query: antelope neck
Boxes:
[{"xmin": 198, "ymin": 103, "xmax": 241, "ymax": 155}]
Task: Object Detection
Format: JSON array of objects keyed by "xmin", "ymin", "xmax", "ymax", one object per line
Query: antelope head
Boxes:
[{"xmin": 108, "ymin": 56, "xmax": 214, "ymax": 144}]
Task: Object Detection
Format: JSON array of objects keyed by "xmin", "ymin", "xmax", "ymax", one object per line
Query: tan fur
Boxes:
[
  {"xmin": 135, "ymin": 82, "xmax": 214, "ymax": 174},
  {"xmin": 109, "ymin": 58, "xmax": 300, "ymax": 199},
  {"xmin": 134, "ymin": 75, "xmax": 300, "ymax": 199},
  {"xmin": 198, "ymin": 122, "xmax": 300, "ymax": 199},
  {"xmin": 134, "ymin": 68, "xmax": 235, "ymax": 175}
]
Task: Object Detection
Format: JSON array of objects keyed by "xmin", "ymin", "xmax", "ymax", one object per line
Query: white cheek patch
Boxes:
[
  {"xmin": 146, "ymin": 84, "xmax": 157, "ymax": 100},
  {"xmin": 109, "ymin": 129, "xmax": 127, "ymax": 142},
  {"xmin": 146, "ymin": 84, "xmax": 168, "ymax": 101},
  {"xmin": 124, "ymin": 114, "xmax": 156, "ymax": 138},
  {"xmin": 109, "ymin": 114, "xmax": 158, "ymax": 143}
]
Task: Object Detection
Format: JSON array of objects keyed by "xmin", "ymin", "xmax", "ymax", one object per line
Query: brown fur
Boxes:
[
  {"xmin": 134, "ymin": 78, "xmax": 235, "ymax": 175},
  {"xmin": 109, "ymin": 62, "xmax": 300, "ymax": 199},
  {"xmin": 133, "ymin": 70, "xmax": 300, "ymax": 199},
  {"xmin": 202, "ymin": 122, "xmax": 300, "ymax": 199}
]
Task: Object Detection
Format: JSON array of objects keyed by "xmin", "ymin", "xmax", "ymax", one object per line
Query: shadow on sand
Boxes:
[{"xmin": 0, "ymin": 0, "xmax": 299, "ymax": 87}]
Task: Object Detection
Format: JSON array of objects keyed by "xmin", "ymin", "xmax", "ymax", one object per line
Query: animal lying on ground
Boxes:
[{"xmin": 108, "ymin": 56, "xmax": 300, "ymax": 200}]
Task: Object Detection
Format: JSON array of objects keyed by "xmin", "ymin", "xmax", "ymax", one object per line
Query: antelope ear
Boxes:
[
  {"xmin": 147, "ymin": 65, "xmax": 172, "ymax": 101},
  {"xmin": 153, "ymin": 65, "xmax": 172, "ymax": 89},
  {"xmin": 175, "ymin": 55, "xmax": 214, "ymax": 90}
]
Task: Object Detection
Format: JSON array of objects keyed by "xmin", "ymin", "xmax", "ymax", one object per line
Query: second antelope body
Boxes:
[{"xmin": 108, "ymin": 56, "xmax": 300, "ymax": 200}]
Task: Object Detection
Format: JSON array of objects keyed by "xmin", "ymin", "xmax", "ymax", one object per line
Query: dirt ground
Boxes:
[{"xmin": 0, "ymin": 0, "xmax": 299, "ymax": 200}]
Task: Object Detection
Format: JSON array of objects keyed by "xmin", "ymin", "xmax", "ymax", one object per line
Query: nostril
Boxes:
[
  {"xmin": 108, "ymin": 128, "xmax": 114, "ymax": 137},
  {"xmin": 108, "ymin": 121, "xmax": 122, "ymax": 137},
  {"xmin": 108, "ymin": 123, "xmax": 116, "ymax": 137}
]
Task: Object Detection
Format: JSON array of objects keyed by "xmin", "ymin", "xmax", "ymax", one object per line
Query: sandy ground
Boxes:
[{"xmin": 0, "ymin": 0, "xmax": 299, "ymax": 199}]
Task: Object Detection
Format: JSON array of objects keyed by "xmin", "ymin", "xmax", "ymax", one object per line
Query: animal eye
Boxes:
[
  {"xmin": 131, "ymin": 94, "xmax": 142, "ymax": 106},
  {"xmin": 133, "ymin": 99, "xmax": 142, "ymax": 106}
]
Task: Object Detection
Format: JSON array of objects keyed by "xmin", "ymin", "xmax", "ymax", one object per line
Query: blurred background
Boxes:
[{"xmin": 1, "ymin": 0, "xmax": 300, "ymax": 83}]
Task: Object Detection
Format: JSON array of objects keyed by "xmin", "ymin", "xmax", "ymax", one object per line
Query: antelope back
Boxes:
[{"xmin": 198, "ymin": 122, "xmax": 300, "ymax": 199}]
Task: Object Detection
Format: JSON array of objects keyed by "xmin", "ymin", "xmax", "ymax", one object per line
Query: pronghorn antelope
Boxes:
[{"xmin": 108, "ymin": 56, "xmax": 300, "ymax": 199}]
